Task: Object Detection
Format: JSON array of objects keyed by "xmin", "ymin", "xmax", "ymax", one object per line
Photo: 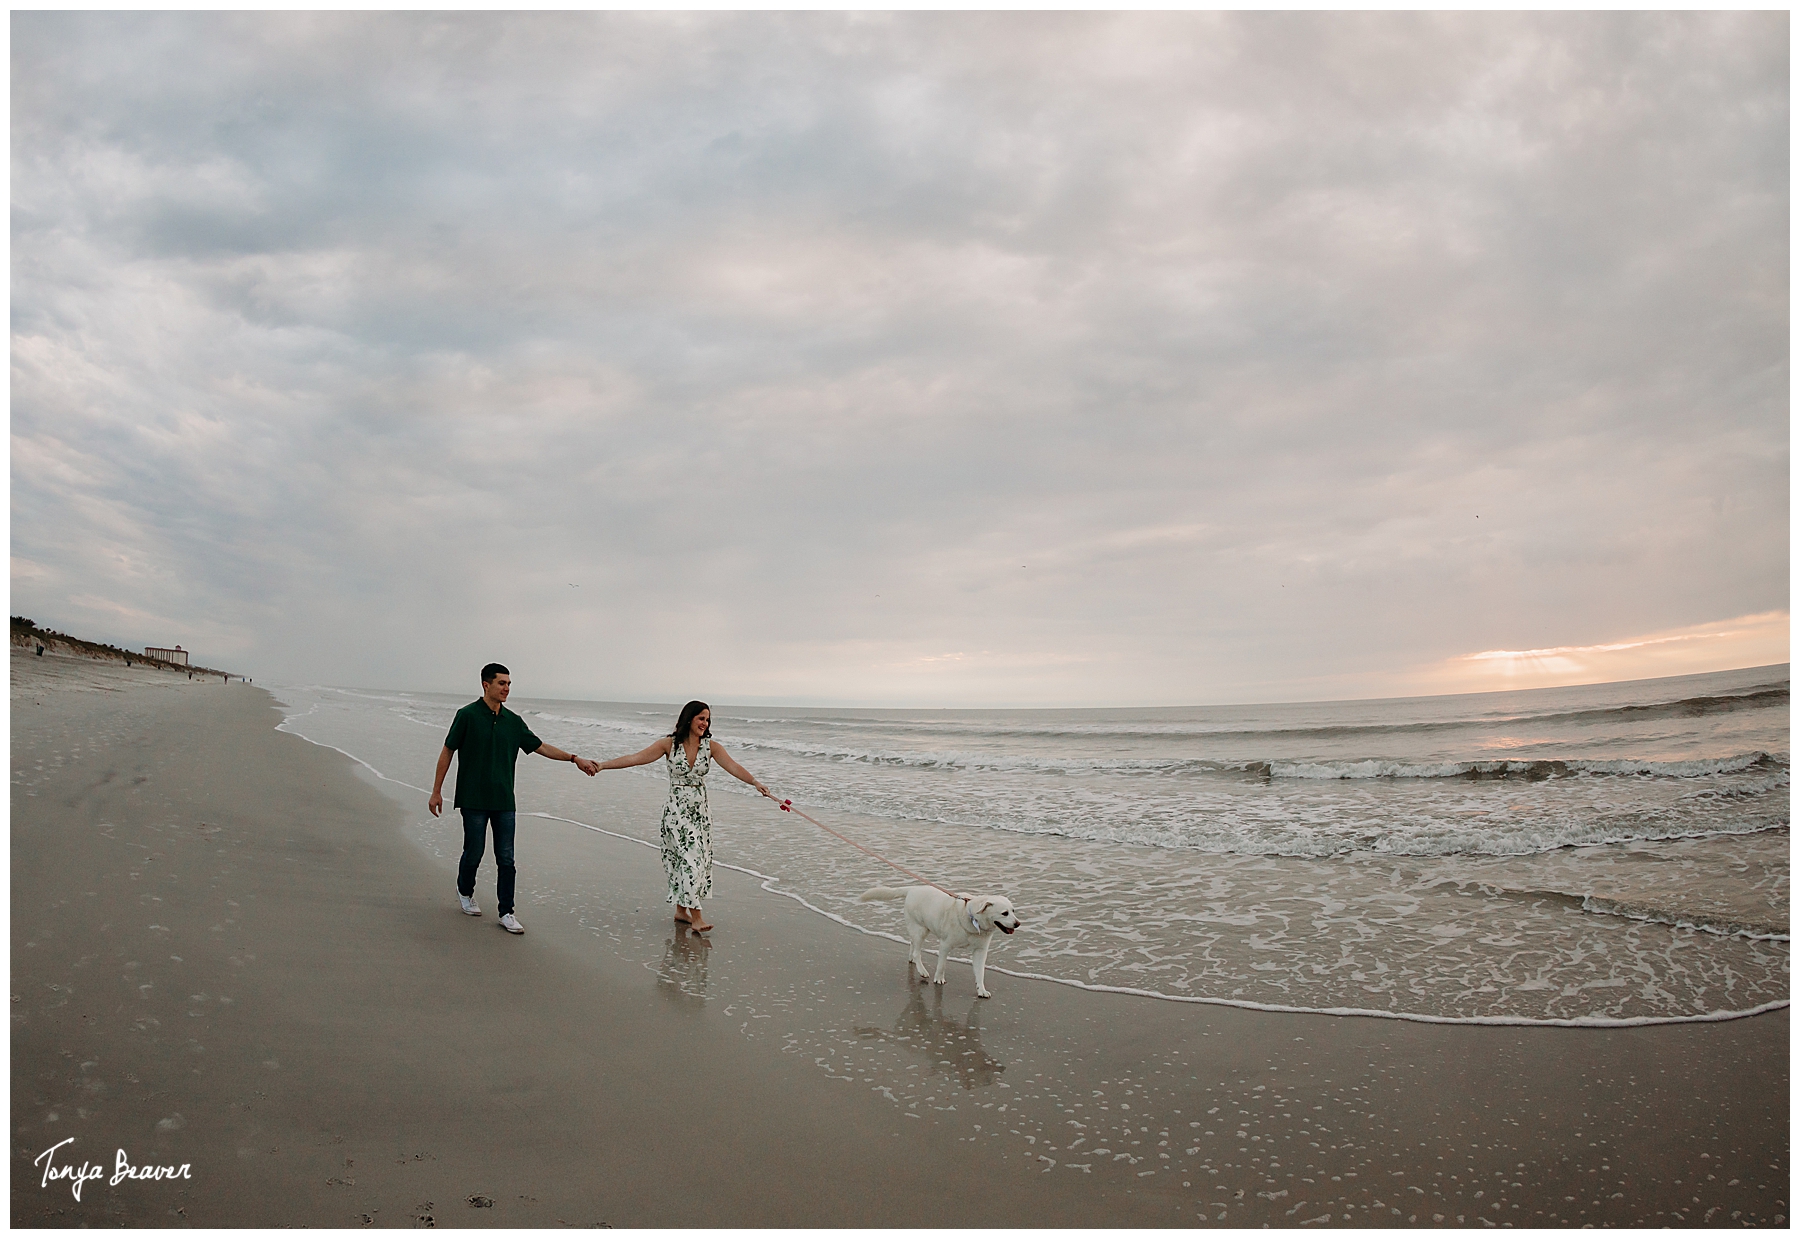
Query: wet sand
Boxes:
[{"xmin": 11, "ymin": 652, "xmax": 1789, "ymax": 1226}]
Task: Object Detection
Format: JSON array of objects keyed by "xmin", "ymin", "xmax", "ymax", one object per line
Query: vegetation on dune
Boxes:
[{"xmin": 10, "ymin": 616, "xmax": 234, "ymax": 677}]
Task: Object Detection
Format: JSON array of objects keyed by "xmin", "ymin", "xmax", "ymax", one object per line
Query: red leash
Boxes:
[{"xmin": 772, "ymin": 796, "xmax": 965, "ymax": 901}]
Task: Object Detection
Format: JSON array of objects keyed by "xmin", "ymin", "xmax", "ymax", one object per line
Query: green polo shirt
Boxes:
[{"xmin": 444, "ymin": 699, "xmax": 543, "ymax": 811}]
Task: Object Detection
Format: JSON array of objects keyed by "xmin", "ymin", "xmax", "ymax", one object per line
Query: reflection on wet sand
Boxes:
[
  {"xmin": 655, "ymin": 924, "xmax": 712, "ymax": 1003},
  {"xmin": 857, "ymin": 984, "xmax": 1004, "ymax": 1089}
]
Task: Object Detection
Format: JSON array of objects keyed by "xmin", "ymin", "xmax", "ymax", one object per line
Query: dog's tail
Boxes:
[{"xmin": 857, "ymin": 886, "xmax": 910, "ymax": 903}]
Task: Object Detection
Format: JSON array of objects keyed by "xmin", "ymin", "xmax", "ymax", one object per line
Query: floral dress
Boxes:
[{"xmin": 660, "ymin": 735, "xmax": 713, "ymax": 906}]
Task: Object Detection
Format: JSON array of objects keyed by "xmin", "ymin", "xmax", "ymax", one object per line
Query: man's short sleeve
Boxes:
[
  {"xmin": 518, "ymin": 719, "xmax": 543, "ymax": 755},
  {"xmin": 444, "ymin": 708, "xmax": 468, "ymax": 752}
]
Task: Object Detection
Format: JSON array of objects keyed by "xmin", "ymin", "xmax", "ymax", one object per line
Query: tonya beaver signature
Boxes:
[{"xmin": 34, "ymin": 1137, "xmax": 192, "ymax": 1201}]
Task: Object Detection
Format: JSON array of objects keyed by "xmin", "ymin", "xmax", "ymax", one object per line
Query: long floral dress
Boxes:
[{"xmin": 660, "ymin": 735, "xmax": 713, "ymax": 907}]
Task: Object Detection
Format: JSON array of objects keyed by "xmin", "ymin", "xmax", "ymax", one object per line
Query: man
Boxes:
[{"xmin": 428, "ymin": 663, "xmax": 598, "ymax": 934}]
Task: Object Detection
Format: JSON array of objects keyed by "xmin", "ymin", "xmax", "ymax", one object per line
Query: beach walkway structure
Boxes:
[{"xmin": 145, "ymin": 644, "xmax": 189, "ymax": 666}]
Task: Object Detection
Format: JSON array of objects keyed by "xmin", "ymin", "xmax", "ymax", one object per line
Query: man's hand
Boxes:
[
  {"xmin": 575, "ymin": 757, "xmax": 600, "ymax": 776},
  {"xmin": 430, "ymin": 746, "xmax": 453, "ymax": 818}
]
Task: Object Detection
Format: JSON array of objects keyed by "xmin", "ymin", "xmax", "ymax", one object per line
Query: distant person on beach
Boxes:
[
  {"xmin": 429, "ymin": 663, "xmax": 599, "ymax": 934},
  {"xmin": 595, "ymin": 701, "xmax": 773, "ymax": 933}
]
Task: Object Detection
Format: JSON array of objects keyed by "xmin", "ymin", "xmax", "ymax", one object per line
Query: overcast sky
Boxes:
[{"xmin": 11, "ymin": 12, "xmax": 1789, "ymax": 706}]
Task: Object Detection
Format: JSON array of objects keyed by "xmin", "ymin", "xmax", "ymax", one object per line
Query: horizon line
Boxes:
[{"xmin": 285, "ymin": 660, "xmax": 1791, "ymax": 715}]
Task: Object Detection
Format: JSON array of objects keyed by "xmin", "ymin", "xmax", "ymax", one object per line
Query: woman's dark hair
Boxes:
[{"xmin": 671, "ymin": 700, "xmax": 711, "ymax": 743}]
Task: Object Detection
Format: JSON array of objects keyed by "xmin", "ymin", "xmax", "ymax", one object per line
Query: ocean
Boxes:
[{"xmin": 273, "ymin": 663, "xmax": 1788, "ymax": 1027}]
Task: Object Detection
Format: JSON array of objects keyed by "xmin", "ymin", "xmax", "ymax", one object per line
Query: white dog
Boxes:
[{"xmin": 858, "ymin": 885, "xmax": 1022, "ymax": 998}]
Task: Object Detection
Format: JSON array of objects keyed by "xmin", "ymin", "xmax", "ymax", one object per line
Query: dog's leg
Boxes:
[
  {"xmin": 932, "ymin": 937, "xmax": 950, "ymax": 986},
  {"xmin": 907, "ymin": 921, "xmax": 931, "ymax": 981},
  {"xmin": 971, "ymin": 935, "xmax": 992, "ymax": 998}
]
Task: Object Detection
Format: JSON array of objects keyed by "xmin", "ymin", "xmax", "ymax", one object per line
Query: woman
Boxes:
[{"xmin": 596, "ymin": 701, "xmax": 771, "ymax": 932}]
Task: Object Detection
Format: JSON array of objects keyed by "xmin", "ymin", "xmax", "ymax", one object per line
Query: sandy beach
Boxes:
[{"xmin": 11, "ymin": 652, "xmax": 1789, "ymax": 1227}]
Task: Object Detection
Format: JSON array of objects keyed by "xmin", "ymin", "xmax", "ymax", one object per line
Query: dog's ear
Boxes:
[{"xmin": 976, "ymin": 899, "xmax": 995, "ymax": 917}]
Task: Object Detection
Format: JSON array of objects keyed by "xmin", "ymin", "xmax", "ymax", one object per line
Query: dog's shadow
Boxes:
[
  {"xmin": 654, "ymin": 924, "xmax": 712, "ymax": 1004},
  {"xmin": 855, "ymin": 984, "xmax": 1005, "ymax": 1090}
]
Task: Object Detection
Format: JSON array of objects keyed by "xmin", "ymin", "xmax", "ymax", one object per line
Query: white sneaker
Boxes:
[
  {"xmin": 499, "ymin": 913, "xmax": 525, "ymax": 935},
  {"xmin": 460, "ymin": 893, "xmax": 481, "ymax": 917}
]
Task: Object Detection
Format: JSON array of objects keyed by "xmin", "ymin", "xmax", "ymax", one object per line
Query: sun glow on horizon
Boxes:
[{"xmin": 1407, "ymin": 612, "xmax": 1789, "ymax": 695}]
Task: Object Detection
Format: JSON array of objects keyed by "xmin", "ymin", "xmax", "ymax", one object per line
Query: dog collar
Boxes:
[{"xmin": 967, "ymin": 902, "xmax": 982, "ymax": 933}]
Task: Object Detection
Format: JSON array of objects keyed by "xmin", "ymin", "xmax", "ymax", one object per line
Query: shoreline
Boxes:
[
  {"xmin": 283, "ymin": 702, "xmax": 1791, "ymax": 1029},
  {"xmin": 276, "ymin": 675, "xmax": 1790, "ymax": 1027},
  {"xmin": 532, "ymin": 809, "xmax": 1792, "ymax": 1030},
  {"xmin": 12, "ymin": 653, "xmax": 1790, "ymax": 1226}
]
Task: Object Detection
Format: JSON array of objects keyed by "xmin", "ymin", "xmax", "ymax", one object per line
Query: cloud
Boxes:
[{"xmin": 10, "ymin": 12, "xmax": 1788, "ymax": 705}]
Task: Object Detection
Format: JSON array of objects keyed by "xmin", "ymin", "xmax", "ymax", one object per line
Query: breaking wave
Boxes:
[{"xmin": 547, "ymin": 731, "xmax": 1787, "ymax": 783}]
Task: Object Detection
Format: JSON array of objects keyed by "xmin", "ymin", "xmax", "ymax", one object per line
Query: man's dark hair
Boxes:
[{"xmin": 481, "ymin": 663, "xmax": 510, "ymax": 684}]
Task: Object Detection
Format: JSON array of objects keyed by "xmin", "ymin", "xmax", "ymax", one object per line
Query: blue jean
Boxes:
[{"xmin": 458, "ymin": 809, "xmax": 517, "ymax": 916}]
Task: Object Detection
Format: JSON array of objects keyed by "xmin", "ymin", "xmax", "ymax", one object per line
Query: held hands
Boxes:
[{"xmin": 574, "ymin": 757, "xmax": 600, "ymax": 776}]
